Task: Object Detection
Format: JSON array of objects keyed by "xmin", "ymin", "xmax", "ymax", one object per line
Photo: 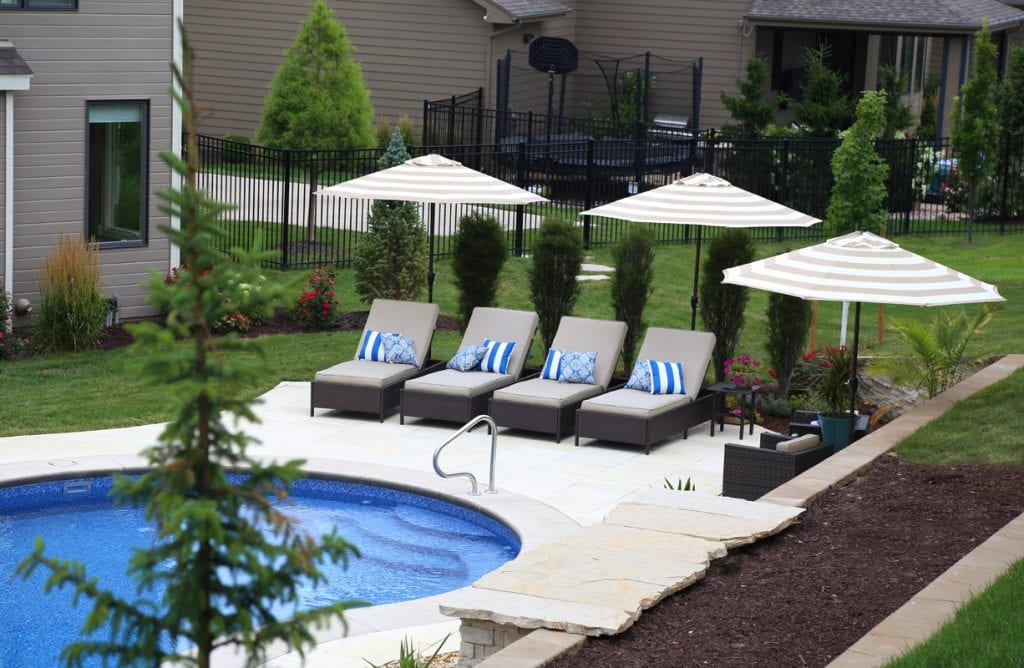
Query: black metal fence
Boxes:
[{"xmin": 191, "ymin": 132, "xmax": 1024, "ymax": 270}]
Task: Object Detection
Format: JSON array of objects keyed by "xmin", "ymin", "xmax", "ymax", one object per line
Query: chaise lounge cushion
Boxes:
[
  {"xmin": 315, "ymin": 360, "xmax": 419, "ymax": 388},
  {"xmin": 360, "ymin": 299, "xmax": 439, "ymax": 371},
  {"xmin": 461, "ymin": 308, "xmax": 539, "ymax": 379},
  {"xmin": 547, "ymin": 316, "xmax": 628, "ymax": 390},
  {"xmin": 579, "ymin": 388, "xmax": 692, "ymax": 418},
  {"xmin": 636, "ymin": 328, "xmax": 715, "ymax": 402},
  {"xmin": 492, "ymin": 377, "xmax": 604, "ymax": 408},
  {"xmin": 402, "ymin": 369, "xmax": 513, "ymax": 397}
]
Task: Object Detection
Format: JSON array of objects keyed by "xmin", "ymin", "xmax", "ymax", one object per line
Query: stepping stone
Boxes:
[
  {"xmin": 576, "ymin": 274, "xmax": 610, "ymax": 282},
  {"xmin": 580, "ymin": 263, "xmax": 615, "ymax": 273}
]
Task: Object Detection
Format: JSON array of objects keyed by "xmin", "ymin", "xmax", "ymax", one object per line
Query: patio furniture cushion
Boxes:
[
  {"xmin": 447, "ymin": 344, "xmax": 488, "ymax": 372},
  {"xmin": 624, "ymin": 359, "xmax": 652, "ymax": 391},
  {"xmin": 775, "ymin": 433, "xmax": 821, "ymax": 453},
  {"xmin": 549, "ymin": 316, "xmax": 628, "ymax": 390},
  {"xmin": 492, "ymin": 377, "xmax": 603, "ymax": 408},
  {"xmin": 385, "ymin": 333, "xmax": 419, "ymax": 366},
  {"xmin": 480, "ymin": 338, "xmax": 516, "ymax": 374},
  {"xmin": 541, "ymin": 349, "xmax": 563, "ymax": 380},
  {"xmin": 558, "ymin": 350, "xmax": 597, "ymax": 384},
  {"xmin": 579, "ymin": 387, "xmax": 691, "ymax": 418},
  {"xmin": 315, "ymin": 360, "xmax": 419, "ymax": 388},
  {"xmin": 461, "ymin": 308, "xmax": 538, "ymax": 379},
  {"xmin": 403, "ymin": 368, "xmax": 513, "ymax": 397},
  {"xmin": 356, "ymin": 329, "xmax": 389, "ymax": 362},
  {"xmin": 363, "ymin": 299, "xmax": 439, "ymax": 371},
  {"xmin": 636, "ymin": 328, "xmax": 715, "ymax": 402},
  {"xmin": 649, "ymin": 360, "xmax": 685, "ymax": 395}
]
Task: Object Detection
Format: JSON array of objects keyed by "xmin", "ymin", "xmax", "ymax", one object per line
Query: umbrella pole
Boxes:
[
  {"xmin": 690, "ymin": 228, "xmax": 702, "ymax": 330},
  {"xmin": 849, "ymin": 301, "xmax": 861, "ymax": 444},
  {"xmin": 427, "ymin": 202, "xmax": 436, "ymax": 303}
]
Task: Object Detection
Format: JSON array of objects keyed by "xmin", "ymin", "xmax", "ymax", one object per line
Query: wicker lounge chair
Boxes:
[
  {"xmin": 721, "ymin": 432, "xmax": 832, "ymax": 500},
  {"xmin": 488, "ymin": 316, "xmax": 627, "ymax": 442},
  {"xmin": 399, "ymin": 307, "xmax": 539, "ymax": 425},
  {"xmin": 574, "ymin": 328, "xmax": 717, "ymax": 455},
  {"xmin": 310, "ymin": 299, "xmax": 440, "ymax": 421}
]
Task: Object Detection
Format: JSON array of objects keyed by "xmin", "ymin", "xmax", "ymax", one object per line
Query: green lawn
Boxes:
[{"xmin": 2, "ymin": 231, "xmax": 1021, "ymax": 437}]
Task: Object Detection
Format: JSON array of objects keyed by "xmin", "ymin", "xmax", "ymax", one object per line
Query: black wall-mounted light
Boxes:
[{"xmin": 523, "ymin": 33, "xmax": 535, "ymax": 44}]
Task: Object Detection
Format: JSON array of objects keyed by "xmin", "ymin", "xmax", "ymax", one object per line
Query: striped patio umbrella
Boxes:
[
  {"xmin": 318, "ymin": 154, "xmax": 547, "ymax": 301},
  {"xmin": 581, "ymin": 172, "xmax": 820, "ymax": 328},
  {"xmin": 722, "ymin": 231, "xmax": 1004, "ymax": 432}
]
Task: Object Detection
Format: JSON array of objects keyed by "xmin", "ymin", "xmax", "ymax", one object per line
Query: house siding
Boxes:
[
  {"xmin": 187, "ymin": 0, "xmax": 497, "ymax": 139},
  {"xmin": 3, "ymin": 1, "xmax": 175, "ymax": 320}
]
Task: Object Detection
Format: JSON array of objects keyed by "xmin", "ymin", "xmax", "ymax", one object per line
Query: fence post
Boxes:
[
  {"xmin": 779, "ymin": 138, "xmax": 790, "ymax": 209},
  {"xmin": 281, "ymin": 148, "xmax": 292, "ymax": 270},
  {"xmin": 447, "ymin": 95, "xmax": 457, "ymax": 145},
  {"xmin": 514, "ymin": 142, "xmax": 527, "ymax": 257},
  {"xmin": 475, "ymin": 86, "xmax": 485, "ymax": 169},
  {"xmin": 422, "ymin": 99, "xmax": 429, "ymax": 145},
  {"xmin": 583, "ymin": 139, "xmax": 595, "ymax": 250},
  {"xmin": 1000, "ymin": 130, "xmax": 1011, "ymax": 234}
]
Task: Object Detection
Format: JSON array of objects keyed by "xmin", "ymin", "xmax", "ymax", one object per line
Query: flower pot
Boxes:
[{"xmin": 819, "ymin": 414, "xmax": 853, "ymax": 452}]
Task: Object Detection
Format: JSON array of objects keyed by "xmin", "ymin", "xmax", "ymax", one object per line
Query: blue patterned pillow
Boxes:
[
  {"xmin": 540, "ymin": 349, "xmax": 563, "ymax": 380},
  {"xmin": 447, "ymin": 344, "xmax": 487, "ymax": 372},
  {"xmin": 649, "ymin": 360, "xmax": 685, "ymax": 395},
  {"xmin": 356, "ymin": 329, "xmax": 389, "ymax": 362},
  {"xmin": 624, "ymin": 359, "xmax": 652, "ymax": 391},
  {"xmin": 384, "ymin": 333, "xmax": 419, "ymax": 366},
  {"xmin": 558, "ymin": 350, "xmax": 597, "ymax": 385},
  {"xmin": 480, "ymin": 338, "xmax": 516, "ymax": 374}
]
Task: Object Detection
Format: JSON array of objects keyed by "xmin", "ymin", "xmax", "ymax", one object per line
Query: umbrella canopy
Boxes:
[
  {"xmin": 581, "ymin": 172, "xmax": 821, "ymax": 328},
  {"xmin": 722, "ymin": 230, "xmax": 1004, "ymax": 441},
  {"xmin": 318, "ymin": 153, "xmax": 547, "ymax": 301}
]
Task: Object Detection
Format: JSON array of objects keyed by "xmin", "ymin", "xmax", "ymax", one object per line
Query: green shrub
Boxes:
[
  {"xmin": 256, "ymin": 0, "xmax": 374, "ymax": 150},
  {"xmin": 33, "ymin": 234, "xmax": 108, "ymax": 353},
  {"xmin": 825, "ymin": 90, "xmax": 888, "ymax": 236},
  {"xmin": 530, "ymin": 217, "xmax": 583, "ymax": 350},
  {"xmin": 610, "ymin": 226, "xmax": 655, "ymax": 371},
  {"xmin": 765, "ymin": 292, "xmax": 811, "ymax": 398},
  {"xmin": 222, "ymin": 134, "xmax": 252, "ymax": 164},
  {"xmin": 791, "ymin": 45, "xmax": 851, "ymax": 137},
  {"xmin": 877, "ymin": 64, "xmax": 914, "ymax": 138},
  {"xmin": 375, "ymin": 115, "xmax": 416, "ymax": 149},
  {"xmin": 451, "ymin": 213, "xmax": 508, "ymax": 331},
  {"xmin": 720, "ymin": 56, "xmax": 784, "ymax": 139},
  {"xmin": 352, "ymin": 131, "xmax": 428, "ymax": 304},
  {"xmin": 758, "ymin": 395, "xmax": 793, "ymax": 418},
  {"xmin": 917, "ymin": 73, "xmax": 941, "ymax": 139},
  {"xmin": 699, "ymin": 229, "xmax": 755, "ymax": 381}
]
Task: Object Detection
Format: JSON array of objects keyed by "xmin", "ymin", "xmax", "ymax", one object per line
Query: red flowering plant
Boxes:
[
  {"xmin": 723, "ymin": 354, "xmax": 770, "ymax": 388},
  {"xmin": 294, "ymin": 267, "xmax": 338, "ymax": 330}
]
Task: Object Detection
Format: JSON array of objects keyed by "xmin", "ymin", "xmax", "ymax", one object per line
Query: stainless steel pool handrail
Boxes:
[{"xmin": 432, "ymin": 415, "xmax": 498, "ymax": 496}]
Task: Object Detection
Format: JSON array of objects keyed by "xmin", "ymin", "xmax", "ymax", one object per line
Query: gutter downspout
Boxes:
[
  {"xmin": 170, "ymin": 0, "xmax": 184, "ymax": 271},
  {"xmin": 4, "ymin": 91, "xmax": 13, "ymax": 306},
  {"xmin": 486, "ymin": 19, "xmax": 522, "ymax": 108}
]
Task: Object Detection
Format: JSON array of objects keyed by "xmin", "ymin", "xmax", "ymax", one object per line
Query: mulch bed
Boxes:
[
  {"xmin": 94, "ymin": 308, "xmax": 460, "ymax": 352},
  {"xmin": 552, "ymin": 454, "xmax": 1024, "ymax": 668}
]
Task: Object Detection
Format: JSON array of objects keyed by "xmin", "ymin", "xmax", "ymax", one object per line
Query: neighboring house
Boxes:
[
  {"xmin": 187, "ymin": 0, "xmax": 1024, "ymax": 140},
  {"xmin": 1, "ymin": 0, "xmax": 180, "ymax": 322}
]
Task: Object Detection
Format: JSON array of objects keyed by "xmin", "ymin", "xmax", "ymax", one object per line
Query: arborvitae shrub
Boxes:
[
  {"xmin": 610, "ymin": 226, "xmax": 655, "ymax": 371},
  {"xmin": 699, "ymin": 229, "xmax": 755, "ymax": 381},
  {"xmin": 452, "ymin": 213, "xmax": 508, "ymax": 331},
  {"xmin": 765, "ymin": 292, "xmax": 811, "ymax": 398},
  {"xmin": 529, "ymin": 217, "xmax": 583, "ymax": 350}
]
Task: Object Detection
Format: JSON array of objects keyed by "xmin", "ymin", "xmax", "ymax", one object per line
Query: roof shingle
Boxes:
[
  {"xmin": 0, "ymin": 42, "xmax": 33, "ymax": 77},
  {"xmin": 745, "ymin": 0, "xmax": 1024, "ymax": 31},
  {"xmin": 487, "ymin": 0, "xmax": 570, "ymax": 20}
]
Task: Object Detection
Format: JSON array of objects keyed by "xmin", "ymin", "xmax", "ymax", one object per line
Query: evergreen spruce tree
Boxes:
[
  {"xmin": 18, "ymin": 23, "xmax": 361, "ymax": 667},
  {"xmin": 765, "ymin": 293, "xmax": 811, "ymax": 398},
  {"xmin": 699, "ymin": 229, "xmax": 755, "ymax": 382},
  {"xmin": 257, "ymin": 0, "xmax": 373, "ymax": 149},
  {"xmin": 951, "ymin": 21, "xmax": 1001, "ymax": 241},
  {"xmin": 530, "ymin": 217, "xmax": 583, "ymax": 350},
  {"xmin": 825, "ymin": 90, "xmax": 889, "ymax": 236},
  {"xmin": 791, "ymin": 45, "xmax": 852, "ymax": 137},
  {"xmin": 352, "ymin": 129, "xmax": 428, "ymax": 304},
  {"xmin": 997, "ymin": 45, "xmax": 1024, "ymax": 131},
  {"xmin": 610, "ymin": 226, "xmax": 655, "ymax": 372},
  {"xmin": 917, "ymin": 73, "xmax": 941, "ymax": 139},
  {"xmin": 877, "ymin": 64, "xmax": 914, "ymax": 138},
  {"xmin": 719, "ymin": 56, "xmax": 783, "ymax": 138}
]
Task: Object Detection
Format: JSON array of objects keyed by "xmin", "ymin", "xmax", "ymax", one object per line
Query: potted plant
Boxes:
[
  {"xmin": 723, "ymin": 353, "xmax": 765, "ymax": 389},
  {"xmin": 816, "ymin": 344, "xmax": 855, "ymax": 451}
]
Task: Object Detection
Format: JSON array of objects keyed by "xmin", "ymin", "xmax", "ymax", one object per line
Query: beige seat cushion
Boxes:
[
  {"xmin": 357, "ymin": 299, "xmax": 440, "ymax": 370},
  {"xmin": 776, "ymin": 433, "xmax": 822, "ymax": 453},
  {"xmin": 492, "ymin": 378, "xmax": 604, "ymax": 408},
  {"xmin": 460, "ymin": 307, "xmax": 539, "ymax": 379},
  {"xmin": 315, "ymin": 360, "xmax": 418, "ymax": 388},
  {"xmin": 549, "ymin": 316, "xmax": 628, "ymax": 390},
  {"xmin": 403, "ymin": 369, "xmax": 514, "ymax": 397},
  {"xmin": 580, "ymin": 388, "xmax": 692, "ymax": 418},
  {"xmin": 635, "ymin": 328, "xmax": 716, "ymax": 402}
]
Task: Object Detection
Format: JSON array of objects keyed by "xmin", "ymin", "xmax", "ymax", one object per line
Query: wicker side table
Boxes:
[{"xmin": 708, "ymin": 382, "xmax": 762, "ymax": 440}]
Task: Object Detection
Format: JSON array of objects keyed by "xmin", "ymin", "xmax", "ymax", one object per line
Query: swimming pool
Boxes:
[{"xmin": 0, "ymin": 475, "xmax": 520, "ymax": 664}]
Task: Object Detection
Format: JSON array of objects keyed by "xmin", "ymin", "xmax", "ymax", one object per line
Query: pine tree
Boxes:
[
  {"xmin": 352, "ymin": 130, "xmax": 428, "ymax": 303},
  {"xmin": 257, "ymin": 0, "xmax": 373, "ymax": 149},
  {"xmin": 791, "ymin": 45, "xmax": 851, "ymax": 137},
  {"xmin": 720, "ymin": 56, "xmax": 783, "ymax": 138},
  {"xmin": 917, "ymin": 72, "xmax": 942, "ymax": 139},
  {"xmin": 825, "ymin": 91, "xmax": 889, "ymax": 236},
  {"xmin": 18, "ymin": 22, "xmax": 361, "ymax": 668},
  {"xmin": 877, "ymin": 64, "xmax": 914, "ymax": 138},
  {"xmin": 997, "ymin": 44, "xmax": 1024, "ymax": 132}
]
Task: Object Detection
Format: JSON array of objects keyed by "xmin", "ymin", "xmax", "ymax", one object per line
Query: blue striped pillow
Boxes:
[
  {"xmin": 540, "ymin": 349, "xmax": 563, "ymax": 380},
  {"xmin": 480, "ymin": 339, "xmax": 515, "ymax": 374},
  {"xmin": 356, "ymin": 329, "xmax": 389, "ymax": 362},
  {"xmin": 649, "ymin": 360, "xmax": 686, "ymax": 395}
]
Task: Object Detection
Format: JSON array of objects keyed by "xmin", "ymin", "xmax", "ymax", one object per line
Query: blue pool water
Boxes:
[{"xmin": 0, "ymin": 476, "xmax": 519, "ymax": 665}]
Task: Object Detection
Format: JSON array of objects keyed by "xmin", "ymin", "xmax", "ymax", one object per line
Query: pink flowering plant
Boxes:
[
  {"xmin": 723, "ymin": 353, "xmax": 768, "ymax": 388},
  {"xmin": 295, "ymin": 267, "xmax": 338, "ymax": 330}
]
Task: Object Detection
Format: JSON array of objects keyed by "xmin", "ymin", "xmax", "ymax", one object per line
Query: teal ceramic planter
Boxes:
[{"xmin": 819, "ymin": 414, "xmax": 853, "ymax": 452}]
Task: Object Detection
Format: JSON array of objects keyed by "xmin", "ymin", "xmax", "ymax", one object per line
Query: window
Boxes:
[
  {"xmin": 0, "ymin": 0, "xmax": 76, "ymax": 9},
  {"xmin": 87, "ymin": 101, "xmax": 148, "ymax": 246}
]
